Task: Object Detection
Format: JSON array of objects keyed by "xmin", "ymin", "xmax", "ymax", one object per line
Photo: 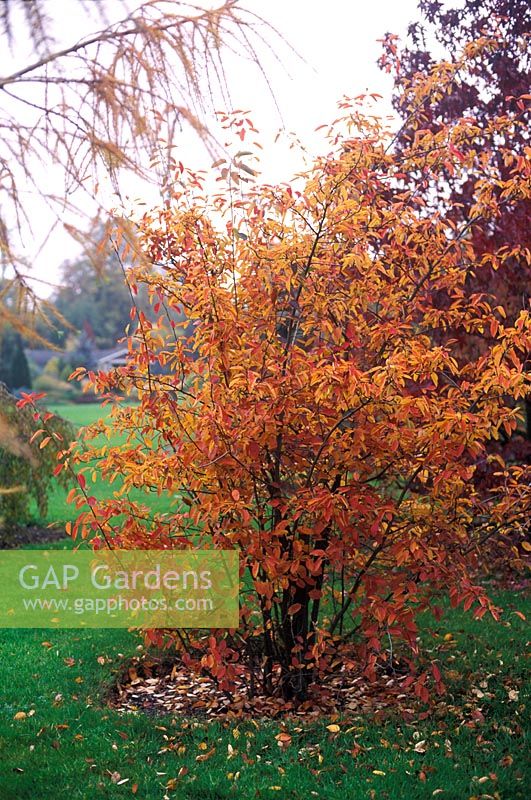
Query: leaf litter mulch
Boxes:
[
  {"xmin": 108, "ymin": 634, "xmax": 524, "ymax": 724},
  {"xmin": 110, "ymin": 655, "xmax": 425, "ymax": 721}
]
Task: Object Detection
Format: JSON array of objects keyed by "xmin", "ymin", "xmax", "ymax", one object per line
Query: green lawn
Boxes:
[
  {"xmin": 0, "ymin": 579, "xmax": 528, "ymax": 799},
  {"xmin": 42, "ymin": 402, "xmax": 176, "ymax": 524},
  {"xmin": 1, "ymin": 403, "xmax": 528, "ymax": 798},
  {"xmin": 48, "ymin": 402, "xmax": 112, "ymax": 427}
]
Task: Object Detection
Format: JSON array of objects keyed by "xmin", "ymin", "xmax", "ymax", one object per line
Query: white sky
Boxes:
[{"xmin": 12, "ymin": 0, "xmax": 420, "ymax": 295}]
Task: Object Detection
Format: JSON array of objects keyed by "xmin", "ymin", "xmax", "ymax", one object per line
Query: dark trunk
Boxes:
[
  {"xmin": 280, "ymin": 583, "xmax": 311, "ymax": 701},
  {"xmin": 259, "ymin": 600, "xmax": 275, "ymax": 696}
]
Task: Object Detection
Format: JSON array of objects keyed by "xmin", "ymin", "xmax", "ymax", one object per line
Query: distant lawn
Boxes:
[
  {"xmin": 40, "ymin": 402, "xmax": 177, "ymax": 525},
  {"xmin": 0, "ymin": 572, "xmax": 528, "ymax": 799},
  {"xmin": 47, "ymin": 402, "xmax": 111, "ymax": 427}
]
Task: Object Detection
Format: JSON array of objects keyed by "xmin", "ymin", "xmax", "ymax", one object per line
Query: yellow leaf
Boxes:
[
  {"xmin": 13, "ymin": 711, "xmax": 27, "ymax": 720},
  {"xmin": 327, "ymin": 724, "xmax": 340, "ymax": 733}
]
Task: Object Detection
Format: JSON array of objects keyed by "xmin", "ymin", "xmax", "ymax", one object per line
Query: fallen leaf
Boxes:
[
  {"xmin": 13, "ymin": 712, "xmax": 27, "ymax": 721},
  {"xmin": 196, "ymin": 747, "xmax": 216, "ymax": 762},
  {"xmin": 326, "ymin": 724, "xmax": 340, "ymax": 733},
  {"xmin": 275, "ymin": 732, "xmax": 292, "ymax": 748}
]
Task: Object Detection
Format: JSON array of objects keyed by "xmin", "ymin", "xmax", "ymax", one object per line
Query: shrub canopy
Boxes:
[{"xmin": 65, "ymin": 38, "xmax": 530, "ymax": 703}]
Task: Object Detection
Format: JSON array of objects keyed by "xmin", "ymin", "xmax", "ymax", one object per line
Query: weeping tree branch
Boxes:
[{"xmin": 0, "ymin": 0, "xmax": 287, "ymax": 337}]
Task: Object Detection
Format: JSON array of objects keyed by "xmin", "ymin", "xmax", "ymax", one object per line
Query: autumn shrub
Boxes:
[{"xmin": 63, "ymin": 38, "xmax": 530, "ymax": 702}]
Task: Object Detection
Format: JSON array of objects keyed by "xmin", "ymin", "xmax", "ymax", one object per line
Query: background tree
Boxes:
[
  {"xmin": 379, "ymin": 0, "xmax": 531, "ymax": 444},
  {"xmin": 62, "ymin": 47, "xmax": 530, "ymax": 704},
  {"xmin": 36, "ymin": 230, "xmax": 188, "ymax": 352},
  {"xmin": 0, "ymin": 0, "xmax": 281, "ymax": 337},
  {"xmin": 0, "ymin": 326, "xmax": 32, "ymax": 390},
  {"xmin": 43, "ymin": 250, "xmax": 142, "ymax": 349}
]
